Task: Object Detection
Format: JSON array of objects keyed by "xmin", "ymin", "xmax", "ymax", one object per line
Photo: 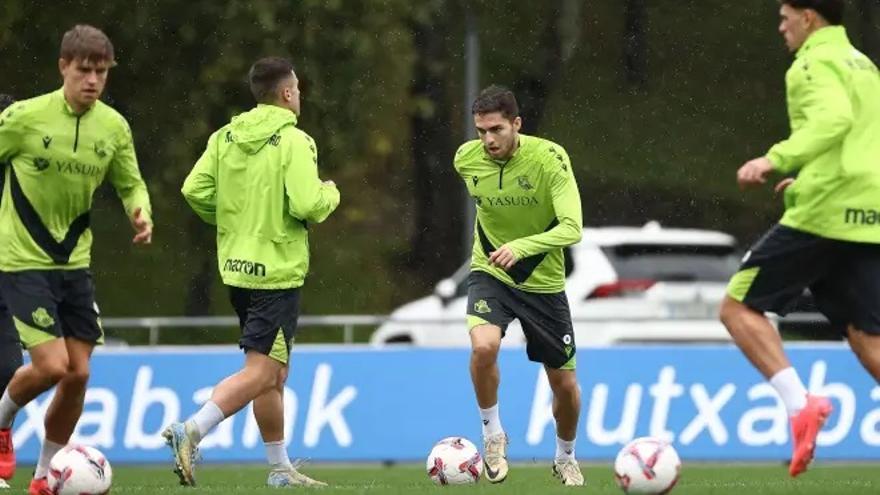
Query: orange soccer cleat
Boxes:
[{"xmin": 789, "ymin": 395, "xmax": 833, "ymax": 477}]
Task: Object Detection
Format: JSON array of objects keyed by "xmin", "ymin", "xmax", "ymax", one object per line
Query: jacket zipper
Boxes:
[
  {"xmin": 498, "ymin": 162, "xmax": 507, "ymax": 189},
  {"xmin": 73, "ymin": 115, "xmax": 82, "ymax": 152}
]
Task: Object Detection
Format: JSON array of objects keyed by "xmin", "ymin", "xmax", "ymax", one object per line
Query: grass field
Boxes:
[{"xmin": 4, "ymin": 463, "xmax": 879, "ymax": 494}]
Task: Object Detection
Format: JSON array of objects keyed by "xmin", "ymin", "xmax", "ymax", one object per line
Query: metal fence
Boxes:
[{"xmin": 101, "ymin": 312, "xmax": 828, "ymax": 346}]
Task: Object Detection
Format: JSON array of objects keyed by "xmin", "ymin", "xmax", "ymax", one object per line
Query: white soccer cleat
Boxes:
[
  {"xmin": 553, "ymin": 458, "xmax": 585, "ymax": 486},
  {"xmin": 482, "ymin": 433, "xmax": 509, "ymax": 483},
  {"xmin": 267, "ymin": 464, "xmax": 327, "ymax": 487},
  {"xmin": 0, "ymin": 477, "xmax": 8, "ymax": 489}
]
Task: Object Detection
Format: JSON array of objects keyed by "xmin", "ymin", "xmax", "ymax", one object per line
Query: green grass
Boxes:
[{"xmin": 6, "ymin": 463, "xmax": 879, "ymax": 494}]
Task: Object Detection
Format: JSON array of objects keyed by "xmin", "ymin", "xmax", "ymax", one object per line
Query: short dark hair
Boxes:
[
  {"xmin": 471, "ymin": 85, "xmax": 519, "ymax": 120},
  {"xmin": 779, "ymin": 0, "xmax": 845, "ymax": 25},
  {"xmin": 60, "ymin": 25, "xmax": 116, "ymax": 64},
  {"xmin": 249, "ymin": 57, "xmax": 295, "ymax": 103},
  {"xmin": 0, "ymin": 94, "xmax": 14, "ymax": 113}
]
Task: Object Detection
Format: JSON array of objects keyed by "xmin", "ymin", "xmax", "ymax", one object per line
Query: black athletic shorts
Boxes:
[
  {"xmin": 229, "ymin": 286, "xmax": 300, "ymax": 365},
  {"xmin": 466, "ymin": 271, "xmax": 576, "ymax": 369},
  {"xmin": 728, "ymin": 224, "xmax": 880, "ymax": 335},
  {"xmin": 0, "ymin": 270, "xmax": 103, "ymax": 349}
]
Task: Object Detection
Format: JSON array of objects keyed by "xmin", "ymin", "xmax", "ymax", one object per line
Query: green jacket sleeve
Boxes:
[
  {"xmin": 181, "ymin": 132, "xmax": 219, "ymax": 225},
  {"xmin": 285, "ymin": 135, "xmax": 340, "ymax": 223},
  {"xmin": 108, "ymin": 120, "xmax": 153, "ymax": 226},
  {"xmin": 507, "ymin": 155, "xmax": 583, "ymax": 259},
  {"xmin": 766, "ymin": 59, "xmax": 853, "ymax": 174},
  {"xmin": 0, "ymin": 105, "xmax": 21, "ymax": 163}
]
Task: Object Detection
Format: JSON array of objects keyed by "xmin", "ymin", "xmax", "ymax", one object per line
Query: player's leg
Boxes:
[
  {"xmin": 0, "ymin": 272, "xmax": 70, "ymax": 484},
  {"xmin": 164, "ymin": 287, "xmax": 297, "ymax": 486},
  {"xmin": 0, "ymin": 302, "xmax": 19, "ymax": 490},
  {"xmin": 516, "ymin": 288, "xmax": 583, "ymax": 486},
  {"xmin": 465, "ymin": 272, "xmax": 514, "ymax": 483},
  {"xmin": 720, "ymin": 225, "xmax": 834, "ymax": 477}
]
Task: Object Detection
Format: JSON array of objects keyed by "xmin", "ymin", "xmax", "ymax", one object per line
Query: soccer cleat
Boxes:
[
  {"xmin": 163, "ymin": 422, "xmax": 200, "ymax": 487},
  {"xmin": 267, "ymin": 463, "xmax": 328, "ymax": 487},
  {"xmin": 0, "ymin": 428, "xmax": 14, "ymax": 481},
  {"xmin": 482, "ymin": 433, "xmax": 509, "ymax": 483},
  {"xmin": 27, "ymin": 477, "xmax": 52, "ymax": 495},
  {"xmin": 0, "ymin": 478, "xmax": 8, "ymax": 489},
  {"xmin": 789, "ymin": 394, "xmax": 833, "ymax": 478},
  {"xmin": 552, "ymin": 458, "xmax": 585, "ymax": 486}
]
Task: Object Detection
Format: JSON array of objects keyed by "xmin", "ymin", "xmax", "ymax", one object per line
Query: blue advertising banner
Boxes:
[{"xmin": 10, "ymin": 344, "xmax": 880, "ymax": 463}]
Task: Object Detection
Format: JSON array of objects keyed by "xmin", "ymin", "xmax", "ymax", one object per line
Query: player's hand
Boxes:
[
  {"xmin": 323, "ymin": 180, "xmax": 336, "ymax": 187},
  {"xmin": 736, "ymin": 157, "xmax": 774, "ymax": 189},
  {"xmin": 774, "ymin": 177, "xmax": 795, "ymax": 194},
  {"xmin": 489, "ymin": 244, "xmax": 519, "ymax": 270},
  {"xmin": 131, "ymin": 207, "xmax": 152, "ymax": 245}
]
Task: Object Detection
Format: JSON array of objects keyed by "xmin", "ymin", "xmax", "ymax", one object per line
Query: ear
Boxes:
[
  {"xmin": 58, "ymin": 58, "xmax": 68, "ymax": 75},
  {"xmin": 512, "ymin": 116, "xmax": 522, "ymax": 132}
]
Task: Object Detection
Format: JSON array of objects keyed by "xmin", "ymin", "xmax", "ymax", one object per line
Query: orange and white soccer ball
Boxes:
[
  {"xmin": 614, "ymin": 437, "xmax": 681, "ymax": 494},
  {"xmin": 48, "ymin": 445, "xmax": 113, "ymax": 495},
  {"xmin": 425, "ymin": 436, "xmax": 483, "ymax": 485}
]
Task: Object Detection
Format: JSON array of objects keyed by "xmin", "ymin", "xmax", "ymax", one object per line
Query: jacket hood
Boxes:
[{"xmin": 229, "ymin": 104, "xmax": 298, "ymax": 155}]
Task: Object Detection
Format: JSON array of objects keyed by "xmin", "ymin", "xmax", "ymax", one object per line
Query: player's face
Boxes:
[
  {"xmin": 474, "ymin": 112, "xmax": 521, "ymax": 160},
  {"xmin": 59, "ymin": 57, "xmax": 110, "ymax": 112},
  {"xmin": 280, "ymin": 71, "xmax": 301, "ymax": 116},
  {"xmin": 778, "ymin": 5, "xmax": 811, "ymax": 53}
]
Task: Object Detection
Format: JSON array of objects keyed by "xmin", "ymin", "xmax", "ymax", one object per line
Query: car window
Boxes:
[{"xmin": 601, "ymin": 244, "xmax": 739, "ymax": 282}]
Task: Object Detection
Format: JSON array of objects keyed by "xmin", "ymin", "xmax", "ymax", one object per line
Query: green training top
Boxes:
[
  {"xmin": 0, "ymin": 89, "xmax": 152, "ymax": 271},
  {"xmin": 454, "ymin": 134, "xmax": 583, "ymax": 293},
  {"xmin": 768, "ymin": 26, "xmax": 880, "ymax": 243},
  {"xmin": 182, "ymin": 104, "xmax": 340, "ymax": 290}
]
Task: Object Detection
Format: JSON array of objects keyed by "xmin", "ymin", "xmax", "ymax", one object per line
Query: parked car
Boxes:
[{"xmin": 370, "ymin": 222, "xmax": 743, "ymax": 347}]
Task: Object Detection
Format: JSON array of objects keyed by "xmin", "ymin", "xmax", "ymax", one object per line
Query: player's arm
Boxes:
[
  {"xmin": 766, "ymin": 59, "xmax": 853, "ymax": 174},
  {"xmin": 181, "ymin": 132, "xmax": 219, "ymax": 225},
  {"xmin": 108, "ymin": 120, "xmax": 153, "ymax": 243},
  {"xmin": 502, "ymin": 154, "xmax": 583, "ymax": 263},
  {"xmin": 285, "ymin": 135, "xmax": 340, "ymax": 224}
]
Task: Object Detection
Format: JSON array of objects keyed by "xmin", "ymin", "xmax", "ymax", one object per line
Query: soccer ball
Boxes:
[
  {"xmin": 425, "ymin": 436, "xmax": 483, "ymax": 485},
  {"xmin": 613, "ymin": 437, "xmax": 680, "ymax": 494},
  {"xmin": 48, "ymin": 445, "xmax": 113, "ymax": 495}
]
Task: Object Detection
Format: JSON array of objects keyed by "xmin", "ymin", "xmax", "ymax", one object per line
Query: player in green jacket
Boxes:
[
  {"xmin": 720, "ymin": 0, "xmax": 880, "ymax": 478},
  {"xmin": 455, "ymin": 86, "xmax": 584, "ymax": 486},
  {"xmin": 0, "ymin": 26, "xmax": 153, "ymax": 494},
  {"xmin": 0, "ymin": 93, "xmax": 19, "ymax": 492},
  {"xmin": 165, "ymin": 57, "xmax": 338, "ymax": 488}
]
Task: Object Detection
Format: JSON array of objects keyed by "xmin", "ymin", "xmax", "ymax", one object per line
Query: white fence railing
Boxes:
[{"xmin": 102, "ymin": 312, "xmax": 828, "ymax": 346}]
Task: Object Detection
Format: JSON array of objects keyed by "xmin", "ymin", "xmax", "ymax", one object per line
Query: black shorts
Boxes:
[
  {"xmin": 728, "ymin": 224, "xmax": 880, "ymax": 335},
  {"xmin": 466, "ymin": 271, "xmax": 575, "ymax": 369},
  {"xmin": 229, "ymin": 286, "xmax": 300, "ymax": 365},
  {"xmin": 0, "ymin": 270, "xmax": 103, "ymax": 349}
]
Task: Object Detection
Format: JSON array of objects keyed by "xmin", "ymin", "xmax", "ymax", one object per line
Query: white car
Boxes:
[{"xmin": 370, "ymin": 222, "xmax": 742, "ymax": 347}]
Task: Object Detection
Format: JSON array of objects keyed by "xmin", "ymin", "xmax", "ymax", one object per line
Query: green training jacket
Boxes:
[
  {"xmin": 182, "ymin": 104, "xmax": 340, "ymax": 290},
  {"xmin": 768, "ymin": 26, "xmax": 880, "ymax": 242},
  {"xmin": 454, "ymin": 134, "xmax": 583, "ymax": 293},
  {"xmin": 0, "ymin": 89, "xmax": 152, "ymax": 270}
]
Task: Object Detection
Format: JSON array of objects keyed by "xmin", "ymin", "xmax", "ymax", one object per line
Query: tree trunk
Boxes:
[
  {"xmin": 623, "ymin": 0, "xmax": 648, "ymax": 90},
  {"xmin": 408, "ymin": 12, "xmax": 463, "ymax": 280}
]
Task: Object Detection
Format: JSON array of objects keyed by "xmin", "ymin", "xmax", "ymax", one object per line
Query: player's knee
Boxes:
[
  {"xmin": 471, "ymin": 342, "xmax": 499, "ymax": 368},
  {"xmin": 65, "ymin": 367, "xmax": 91, "ymax": 387},
  {"xmin": 39, "ymin": 361, "xmax": 69, "ymax": 384}
]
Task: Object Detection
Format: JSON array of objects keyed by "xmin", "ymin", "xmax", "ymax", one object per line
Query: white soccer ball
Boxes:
[
  {"xmin": 425, "ymin": 436, "xmax": 483, "ymax": 485},
  {"xmin": 613, "ymin": 437, "xmax": 681, "ymax": 494},
  {"xmin": 48, "ymin": 445, "xmax": 113, "ymax": 495}
]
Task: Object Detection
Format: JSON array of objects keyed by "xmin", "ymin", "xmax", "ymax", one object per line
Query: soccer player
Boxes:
[
  {"xmin": 166, "ymin": 56, "xmax": 338, "ymax": 488},
  {"xmin": 720, "ymin": 0, "xmax": 880, "ymax": 478},
  {"xmin": 0, "ymin": 94, "xmax": 20, "ymax": 492},
  {"xmin": 454, "ymin": 86, "xmax": 584, "ymax": 485},
  {"xmin": 0, "ymin": 26, "xmax": 153, "ymax": 494}
]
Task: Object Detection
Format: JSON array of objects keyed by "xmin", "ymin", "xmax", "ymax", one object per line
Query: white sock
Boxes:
[
  {"xmin": 265, "ymin": 440, "xmax": 291, "ymax": 469},
  {"xmin": 555, "ymin": 437, "xmax": 576, "ymax": 462},
  {"xmin": 770, "ymin": 367, "xmax": 808, "ymax": 415},
  {"xmin": 0, "ymin": 390, "xmax": 21, "ymax": 429},
  {"xmin": 34, "ymin": 440, "xmax": 64, "ymax": 479},
  {"xmin": 479, "ymin": 403, "xmax": 504, "ymax": 437},
  {"xmin": 186, "ymin": 400, "xmax": 225, "ymax": 442}
]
